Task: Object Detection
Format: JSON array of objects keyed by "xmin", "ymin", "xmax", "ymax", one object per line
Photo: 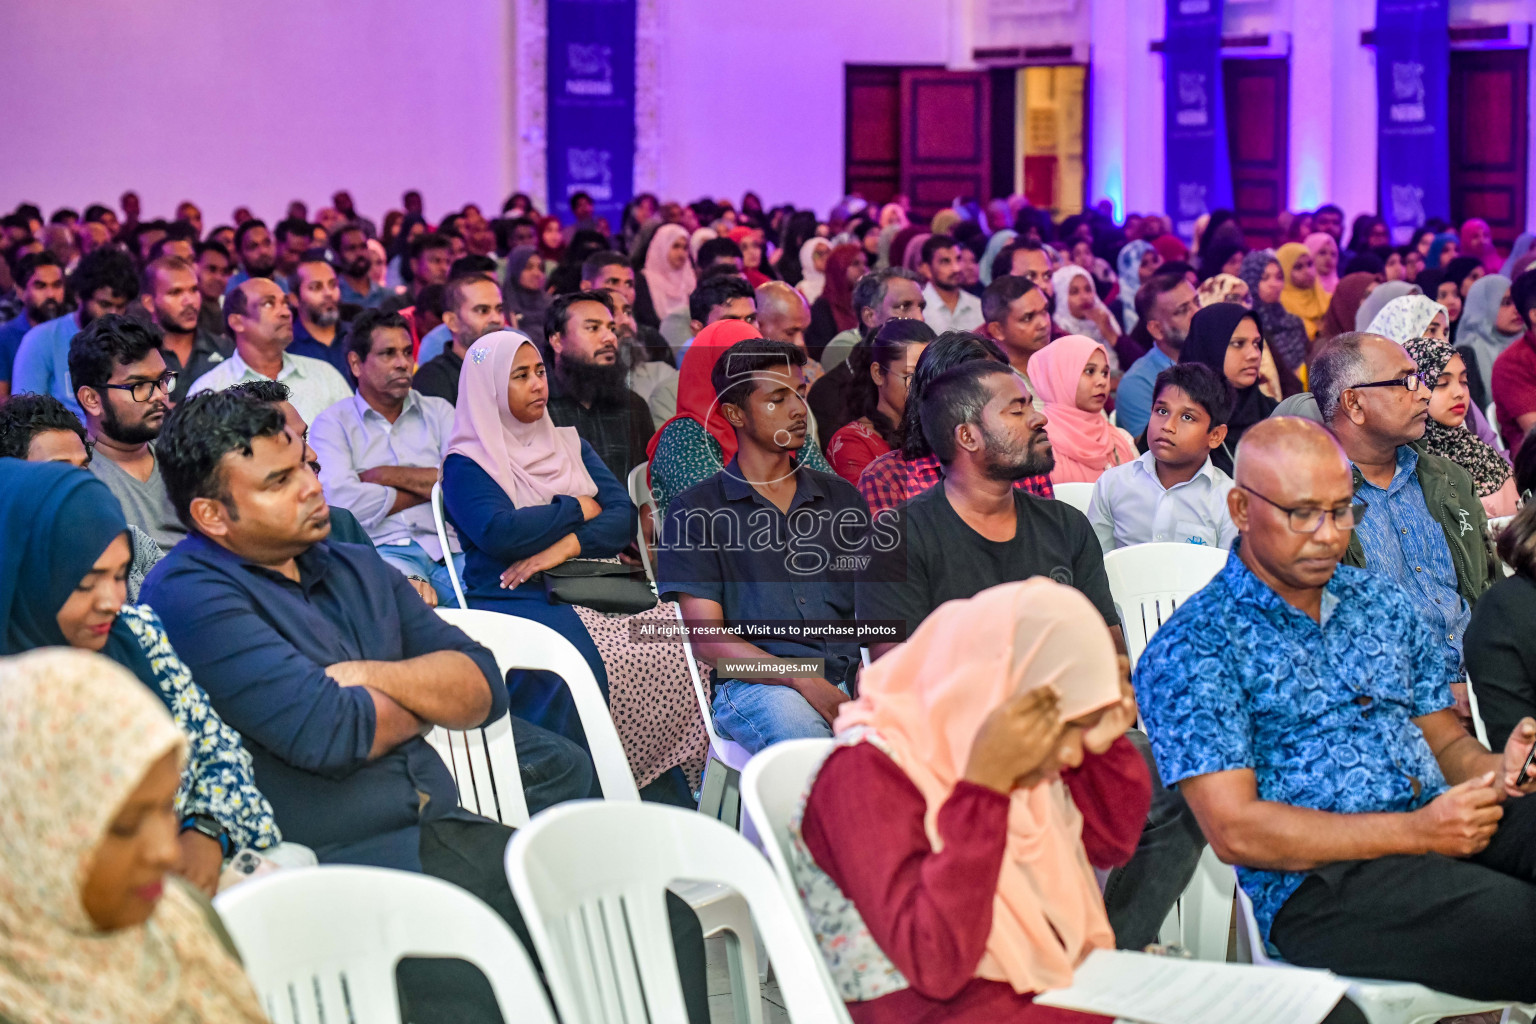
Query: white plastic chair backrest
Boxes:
[
  {"xmin": 740, "ymin": 739, "xmax": 834, "ymax": 898},
  {"xmin": 1231, "ymin": 871, "xmax": 1274, "ymax": 966},
  {"xmin": 676, "ymin": 603, "xmax": 731, "ymax": 754},
  {"xmin": 1053, "ymin": 481, "xmax": 1094, "ymax": 514},
  {"xmin": 428, "ymin": 609, "xmax": 638, "ymax": 829},
  {"xmin": 1466, "ymin": 673, "xmax": 1492, "ymax": 748},
  {"xmin": 215, "ymin": 865, "xmax": 556, "ymax": 1024},
  {"xmin": 626, "ymin": 462, "xmax": 657, "ymax": 584},
  {"xmin": 430, "ymin": 480, "xmax": 467, "ymax": 609},
  {"xmin": 1103, "ymin": 542, "xmax": 1230, "ymax": 667},
  {"xmin": 507, "ymin": 801, "xmax": 853, "ymax": 1024}
]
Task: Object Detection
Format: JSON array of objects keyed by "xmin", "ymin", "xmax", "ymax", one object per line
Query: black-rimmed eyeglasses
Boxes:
[
  {"xmin": 99, "ymin": 372, "xmax": 178, "ymax": 403},
  {"xmin": 1238, "ymin": 484, "xmax": 1367, "ymax": 534},
  {"xmin": 1348, "ymin": 373, "xmax": 1426, "ymax": 393}
]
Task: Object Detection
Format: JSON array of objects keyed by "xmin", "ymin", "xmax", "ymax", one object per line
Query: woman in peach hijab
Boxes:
[
  {"xmin": 1029, "ymin": 335, "xmax": 1138, "ymax": 483},
  {"xmin": 791, "ymin": 579, "xmax": 1147, "ymax": 1023}
]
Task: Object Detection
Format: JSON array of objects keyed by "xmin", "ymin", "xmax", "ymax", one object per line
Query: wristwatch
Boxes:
[{"xmin": 180, "ymin": 814, "xmax": 233, "ymax": 859}]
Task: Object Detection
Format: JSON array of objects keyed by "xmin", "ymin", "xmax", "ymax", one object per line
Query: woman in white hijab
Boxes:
[
  {"xmin": 1051, "ymin": 264, "xmax": 1122, "ymax": 371},
  {"xmin": 797, "ymin": 237, "xmax": 833, "ymax": 304}
]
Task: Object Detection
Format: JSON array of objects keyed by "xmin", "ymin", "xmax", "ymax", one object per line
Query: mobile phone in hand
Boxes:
[{"xmin": 1515, "ymin": 739, "xmax": 1536, "ymax": 788}]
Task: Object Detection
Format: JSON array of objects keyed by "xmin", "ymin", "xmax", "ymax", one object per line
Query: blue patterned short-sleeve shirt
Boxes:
[{"xmin": 1134, "ymin": 549, "xmax": 1454, "ymax": 940}]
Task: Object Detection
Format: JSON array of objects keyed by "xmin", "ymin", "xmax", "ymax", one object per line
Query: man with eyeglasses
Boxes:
[
  {"xmin": 1137, "ymin": 416, "xmax": 1536, "ymax": 1001},
  {"xmin": 1311, "ymin": 331, "xmax": 1499, "ymax": 698},
  {"xmin": 68, "ymin": 314, "xmax": 187, "ymax": 550}
]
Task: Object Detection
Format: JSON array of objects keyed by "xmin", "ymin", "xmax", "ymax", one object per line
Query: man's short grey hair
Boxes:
[
  {"xmin": 1308, "ymin": 332, "xmax": 1373, "ymax": 425},
  {"xmin": 853, "ymin": 267, "xmax": 922, "ymax": 317}
]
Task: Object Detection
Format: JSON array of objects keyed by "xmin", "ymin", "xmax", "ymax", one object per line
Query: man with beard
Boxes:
[
  {"xmin": 918, "ymin": 234, "xmax": 983, "ymax": 334},
  {"xmin": 1115, "ymin": 273, "xmax": 1198, "ymax": 440},
  {"xmin": 413, "ymin": 272, "xmax": 506, "ymax": 405},
  {"xmin": 332, "ymin": 223, "xmax": 388, "ymax": 308},
  {"xmin": 542, "ymin": 290, "xmax": 655, "ymax": 480},
  {"xmin": 0, "ymin": 251, "xmax": 66, "ymax": 400},
  {"xmin": 140, "ymin": 255, "xmax": 233, "ymax": 404},
  {"xmin": 287, "ymin": 249, "xmax": 354, "ymax": 384},
  {"xmin": 310, "ymin": 309, "xmax": 463, "ymax": 605},
  {"xmin": 857, "ymin": 358, "xmax": 1118, "ymax": 657},
  {"xmin": 68, "ymin": 314, "xmax": 186, "ymax": 549},
  {"xmin": 225, "ymin": 218, "xmax": 286, "ymax": 296},
  {"xmin": 188, "ymin": 277, "xmax": 352, "ymax": 424},
  {"xmin": 12, "ymin": 246, "xmax": 138, "ymax": 418}
]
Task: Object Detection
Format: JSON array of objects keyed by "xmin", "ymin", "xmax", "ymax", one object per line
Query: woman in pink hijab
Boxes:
[
  {"xmin": 1304, "ymin": 232, "xmax": 1340, "ymax": 294},
  {"xmin": 1461, "ymin": 218, "xmax": 1504, "ymax": 274},
  {"xmin": 441, "ymin": 331, "xmax": 706, "ymax": 787},
  {"xmin": 793, "ymin": 579, "xmax": 1147, "ymax": 1023},
  {"xmin": 1029, "ymin": 336, "xmax": 1138, "ymax": 483}
]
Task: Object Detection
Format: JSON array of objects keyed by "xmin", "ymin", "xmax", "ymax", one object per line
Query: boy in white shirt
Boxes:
[{"xmin": 1089, "ymin": 363, "xmax": 1237, "ymax": 551}]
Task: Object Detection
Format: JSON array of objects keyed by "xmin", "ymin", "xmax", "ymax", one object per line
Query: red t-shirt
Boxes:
[
  {"xmin": 1491, "ymin": 332, "xmax": 1536, "ymax": 454},
  {"xmin": 826, "ymin": 419, "xmax": 893, "ymax": 486}
]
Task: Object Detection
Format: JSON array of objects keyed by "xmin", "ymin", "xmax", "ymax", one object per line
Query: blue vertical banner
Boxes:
[
  {"xmin": 1164, "ymin": 0, "xmax": 1232, "ymax": 241},
  {"xmin": 1376, "ymin": 0, "xmax": 1450, "ymax": 243},
  {"xmin": 546, "ymin": 0, "xmax": 636, "ymax": 229}
]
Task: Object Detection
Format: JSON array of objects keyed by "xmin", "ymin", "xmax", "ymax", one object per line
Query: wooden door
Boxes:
[
  {"xmin": 899, "ymin": 69, "xmax": 992, "ymax": 219},
  {"xmin": 1223, "ymin": 58, "xmax": 1290, "ymax": 248},
  {"xmin": 1450, "ymin": 48, "xmax": 1528, "ymax": 249},
  {"xmin": 845, "ymin": 66, "xmax": 901, "ymax": 204}
]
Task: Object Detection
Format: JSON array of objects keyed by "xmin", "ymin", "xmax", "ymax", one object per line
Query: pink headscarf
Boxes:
[
  {"xmin": 1461, "ymin": 218, "xmax": 1503, "ymax": 273},
  {"xmin": 445, "ymin": 331, "xmax": 596, "ymax": 507},
  {"xmin": 1304, "ymin": 232, "xmax": 1340, "ymax": 294},
  {"xmin": 834, "ymin": 579, "xmax": 1122, "ymax": 993},
  {"xmin": 643, "ymin": 223, "xmax": 697, "ymax": 321},
  {"xmin": 1029, "ymin": 335, "xmax": 1137, "ymax": 484}
]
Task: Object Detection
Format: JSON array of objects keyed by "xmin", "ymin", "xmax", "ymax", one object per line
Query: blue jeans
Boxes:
[
  {"xmin": 711, "ymin": 678, "xmax": 844, "ymax": 754},
  {"xmin": 376, "ymin": 540, "xmax": 467, "ymax": 607}
]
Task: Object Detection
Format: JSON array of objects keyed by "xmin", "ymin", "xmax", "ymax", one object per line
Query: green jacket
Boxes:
[{"xmin": 1343, "ymin": 441, "xmax": 1500, "ymax": 610}]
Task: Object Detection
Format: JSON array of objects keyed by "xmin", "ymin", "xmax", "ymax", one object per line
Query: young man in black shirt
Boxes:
[{"xmin": 857, "ymin": 358, "xmax": 1121, "ymax": 658}]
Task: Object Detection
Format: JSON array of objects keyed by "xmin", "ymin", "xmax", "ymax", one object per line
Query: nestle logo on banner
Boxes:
[
  {"xmin": 1390, "ymin": 184, "xmax": 1427, "ymax": 230},
  {"xmin": 565, "ymin": 43, "xmax": 613, "ymax": 96},
  {"xmin": 566, "ymin": 149, "xmax": 614, "ymax": 202},
  {"xmin": 1175, "ymin": 72, "xmax": 1208, "ymax": 127},
  {"xmin": 1389, "ymin": 61, "xmax": 1426, "ymax": 123}
]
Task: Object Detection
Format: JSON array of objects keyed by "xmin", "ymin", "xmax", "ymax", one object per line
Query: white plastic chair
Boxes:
[
  {"xmin": 427, "ymin": 607, "xmax": 763, "ymax": 1020},
  {"xmin": 740, "ymin": 739, "xmax": 834, "ymax": 900},
  {"xmin": 677, "ymin": 603, "xmax": 754, "ymax": 826},
  {"xmin": 626, "ymin": 461, "xmax": 657, "ymax": 585},
  {"xmin": 1053, "ymin": 480, "xmax": 1095, "ymax": 514},
  {"xmin": 428, "ymin": 609, "xmax": 633, "ymax": 821},
  {"xmin": 1163, "ymin": 845, "xmax": 1236, "ymax": 961},
  {"xmin": 507, "ymin": 801, "xmax": 854, "ymax": 1024},
  {"xmin": 1466, "ymin": 672, "xmax": 1493, "ymax": 748},
  {"xmin": 430, "ymin": 481, "xmax": 467, "ymax": 609},
  {"xmin": 1103, "ymin": 541, "xmax": 1230, "ymax": 669},
  {"xmin": 1232, "ymin": 871, "xmax": 1527, "ymax": 1024},
  {"xmin": 215, "ymin": 865, "xmax": 556, "ymax": 1024}
]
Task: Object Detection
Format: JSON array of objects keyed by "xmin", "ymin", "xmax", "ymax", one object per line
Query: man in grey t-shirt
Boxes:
[{"xmin": 69, "ymin": 313, "xmax": 187, "ymax": 550}]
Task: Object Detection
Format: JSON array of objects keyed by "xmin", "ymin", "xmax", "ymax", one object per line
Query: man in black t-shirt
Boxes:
[
  {"xmin": 857, "ymin": 359, "xmax": 1121, "ymax": 658},
  {"xmin": 857, "ymin": 358, "xmax": 1203, "ymax": 953}
]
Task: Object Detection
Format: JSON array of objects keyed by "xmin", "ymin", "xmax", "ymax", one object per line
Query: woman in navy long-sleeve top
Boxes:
[{"xmin": 440, "ymin": 333, "xmax": 637, "ymax": 743}]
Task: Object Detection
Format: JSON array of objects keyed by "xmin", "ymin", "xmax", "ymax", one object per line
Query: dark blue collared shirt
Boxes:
[
  {"xmin": 141, "ymin": 532, "xmax": 505, "ymax": 869},
  {"xmin": 658, "ymin": 457, "xmax": 873, "ymax": 686}
]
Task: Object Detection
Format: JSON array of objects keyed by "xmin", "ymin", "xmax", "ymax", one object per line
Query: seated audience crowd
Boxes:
[{"xmin": 3, "ymin": 187, "xmax": 1536, "ymax": 1019}]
